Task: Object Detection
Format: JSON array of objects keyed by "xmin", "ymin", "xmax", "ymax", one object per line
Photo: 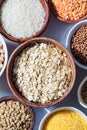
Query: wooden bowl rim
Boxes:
[
  {"xmin": 0, "ymin": 96, "xmax": 35, "ymax": 130},
  {"xmin": 48, "ymin": 0, "xmax": 87, "ymax": 23},
  {"xmin": 6, "ymin": 37, "xmax": 76, "ymax": 108},
  {"xmin": 0, "ymin": 0, "xmax": 50, "ymax": 43}
]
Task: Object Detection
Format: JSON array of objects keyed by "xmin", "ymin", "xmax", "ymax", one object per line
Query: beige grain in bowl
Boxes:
[
  {"xmin": 0, "ymin": 96, "xmax": 34, "ymax": 130},
  {"xmin": 39, "ymin": 107, "xmax": 87, "ymax": 130},
  {"xmin": 0, "ymin": 34, "xmax": 8, "ymax": 77},
  {"xmin": 6, "ymin": 37, "xmax": 76, "ymax": 108},
  {"xmin": 0, "ymin": 0, "xmax": 49, "ymax": 43}
]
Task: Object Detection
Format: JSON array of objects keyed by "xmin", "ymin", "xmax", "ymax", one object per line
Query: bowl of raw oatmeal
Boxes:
[
  {"xmin": 0, "ymin": 0, "xmax": 49, "ymax": 42},
  {"xmin": 0, "ymin": 96, "xmax": 34, "ymax": 130},
  {"xmin": 0, "ymin": 34, "xmax": 8, "ymax": 77},
  {"xmin": 6, "ymin": 37, "xmax": 76, "ymax": 107}
]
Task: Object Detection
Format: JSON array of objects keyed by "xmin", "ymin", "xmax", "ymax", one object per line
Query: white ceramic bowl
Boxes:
[
  {"xmin": 0, "ymin": 34, "xmax": 8, "ymax": 77},
  {"xmin": 66, "ymin": 20, "xmax": 87, "ymax": 70},
  {"xmin": 77, "ymin": 76, "xmax": 87, "ymax": 108},
  {"xmin": 39, "ymin": 107, "xmax": 87, "ymax": 130}
]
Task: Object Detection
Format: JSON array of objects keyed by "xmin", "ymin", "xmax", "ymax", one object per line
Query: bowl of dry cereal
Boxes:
[
  {"xmin": 0, "ymin": 0, "xmax": 49, "ymax": 43},
  {"xmin": 0, "ymin": 96, "xmax": 34, "ymax": 130},
  {"xmin": 0, "ymin": 34, "xmax": 8, "ymax": 77},
  {"xmin": 6, "ymin": 37, "xmax": 76, "ymax": 107},
  {"xmin": 39, "ymin": 107, "xmax": 87, "ymax": 130},
  {"xmin": 66, "ymin": 20, "xmax": 87, "ymax": 69},
  {"xmin": 48, "ymin": 0, "xmax": 87, "ymax": 23}
]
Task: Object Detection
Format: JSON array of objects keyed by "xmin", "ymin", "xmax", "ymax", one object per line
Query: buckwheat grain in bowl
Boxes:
[
  {"xmin": 0, "ymin": 0, "xmax": 49, "ymax": 42},
  {"xmin": 0, "ymin": 96, "xmax": 34, "ymax": 130},
  {"xmin": 71, "ymin": 25, "xmax": 87, "ymax": 66},
  {"xmin": 49, "ymin": 0, "xmax": 87, "ymax": 23},
  {"xmin": 6, "ymin": 37, "xmax": 76, "ymax": 108},
  {"xmin": 66, "ymin": 20, "xmax": 87, "ymax": 69}
]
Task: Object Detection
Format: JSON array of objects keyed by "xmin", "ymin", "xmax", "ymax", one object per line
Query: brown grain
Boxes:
[{"xmin": 71, "ymin": 25, "xmax": 87, "ymax": 66}]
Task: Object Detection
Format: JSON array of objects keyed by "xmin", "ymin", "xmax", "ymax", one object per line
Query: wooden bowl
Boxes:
[
  {"xmin": 0, "ymin": 0, "xmax": 49, "ymax": 43},
  {"xmin": 6, "ymin": 37, "xmax": 76, "ymax": 108},
  {"xmin": 48, "ymin": 0, "xmax": 87, "ymax": 23},
  {"xmin": 0, "ymin": 96, "xmax": 34, "ymax": 130}
]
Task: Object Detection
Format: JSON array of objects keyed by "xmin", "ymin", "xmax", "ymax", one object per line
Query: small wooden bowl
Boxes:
[
  {"xmin": 0, "ymin": 96, "xmax": 34, "ymax": 130},
  {"xmin": 0, "ymin": 0, "xmax": 49, "ymax": 43},
  {"xmin": 48, "ymin": 0, "xmax": 87, "ymax": 23},
  {"xmin": 6, "ymin": 37, "xmax": 76, "ymax": 108}
]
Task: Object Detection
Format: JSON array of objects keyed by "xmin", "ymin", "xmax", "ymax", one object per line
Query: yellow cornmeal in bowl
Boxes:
[{"xmin": 43, "ymin": 110, "xmax": 87, "ymax": 130}]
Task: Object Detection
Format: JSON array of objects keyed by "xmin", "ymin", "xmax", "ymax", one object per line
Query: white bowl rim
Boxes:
[
  {"xmin": 39, "ymin": 106, "xmax": 87, "ymax": 130},
  {"xmin": 66, "ymin": 19, "xmax": 87, "ymax": 70},
  {"xmin": 77, "ymin": 76, "xmax": 87, "ymax": 108},
  {"xmin": 0, "ymin": 34, "xmax": 8, "ymax": 77}
]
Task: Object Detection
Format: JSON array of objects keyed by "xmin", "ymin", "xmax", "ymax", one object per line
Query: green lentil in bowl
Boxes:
[{"xmin": 81, "ymin": 81, "xmax": 87, "ymax": 104}]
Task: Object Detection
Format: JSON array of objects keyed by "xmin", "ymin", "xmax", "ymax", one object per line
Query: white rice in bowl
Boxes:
[{"xmin": 0, "ymin": 0, "xmax": 46, "ymax": 38}]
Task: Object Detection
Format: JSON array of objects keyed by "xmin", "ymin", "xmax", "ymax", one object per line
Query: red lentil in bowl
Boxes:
[{"xmin": 49, "ymin": 0, "xmax": 87, "ymax": 22}]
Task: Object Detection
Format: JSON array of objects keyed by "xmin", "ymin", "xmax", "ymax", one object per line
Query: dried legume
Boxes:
[
  {"xmin": 51, "ymin": 0, "xmax": 87, "ymax": 21},
  {"xmin": 0, "ymin": 101, "xmax": 31, "ymax": 130},
  {"xmin": 13, "ymin": 43, "xmax": 72, "ymax": 103},
  {"xmin": 81, "ymin": 81, "xmax": 87, "ymax": 104},
  {"xmin": 71, "ymin": 25, "xmax": 87, "ymax": 66},
  {"xmin": 0, "ymin": 42, "xmax": 5, "ymax": 71},
  {"xmin": 43, "ymin": 110, "xmax": 87, "ymax": 130}
]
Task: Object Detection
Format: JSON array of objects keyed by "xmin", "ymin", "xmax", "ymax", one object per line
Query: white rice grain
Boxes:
[{"xmin": 1, "ymin": 0, "xmax": 45, "ymax": 38}]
